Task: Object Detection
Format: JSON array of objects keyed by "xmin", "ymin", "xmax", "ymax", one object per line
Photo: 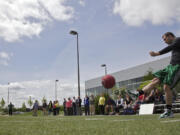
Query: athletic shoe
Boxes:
[{"xmin": 159, "ymin": 109, "xmax": 174, "ymax": 119}]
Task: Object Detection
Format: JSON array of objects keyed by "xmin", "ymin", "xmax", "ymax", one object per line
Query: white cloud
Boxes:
[
  {"xmin": 113, "ymin": 0, "xmax": 180, "ymax": 26},
  {"xmin": 0, "ymin": 0, "xmax": 74, "ymax": 42},
  {"xmin": 0, "ymin": 79, "xmax": 85, "ymax": 107},
  {"xmin": 79, "ymin": 0, "xmax": 85, "ymax": 7},
  {"xmin": 0, "ymin": 52, "xmax": 12, "ymax": 66}
]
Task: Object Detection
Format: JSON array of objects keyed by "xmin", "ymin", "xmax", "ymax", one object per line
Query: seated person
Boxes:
[
  {"xmin": 105, "ymin": 96, "xmax": 116, "ymax": 115},
  {"xmin": 115, "ymin": 95, "xmax": 124, "ymax": 114},
  {"xmin": 154, "ymin": 88, "xmax": 165, "ymax": 104},
  {"xmin": 133, "ymin": 89, "xmax": 145, "ymax": 112},
  {"xmin": 144, "ymin": 89, "xmax": 155, "ymax": 103},
  {"xmin": 124, "ymin": 94, "xmax": 134, "ymax": 114},
  {"xmin": 116, "ymin": 95, "xmax": 124, "ymax": 113}
]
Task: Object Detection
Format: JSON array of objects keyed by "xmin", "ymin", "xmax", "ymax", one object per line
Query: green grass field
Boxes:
[{"xmin": 0, "ymin": 113, "xmax": 180, "ymax": 135}]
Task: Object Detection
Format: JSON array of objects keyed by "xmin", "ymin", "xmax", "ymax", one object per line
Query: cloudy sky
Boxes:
[{"xmin": 0, "ymin": 0, "xmax": 180, "ymax": 107}]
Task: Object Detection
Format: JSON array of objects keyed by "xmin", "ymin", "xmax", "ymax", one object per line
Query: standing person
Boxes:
[
  {"xmin": 55, "ymin": 100, "xmax": 60, "ymax": 115},
  {"xmin": 33, "ymin": 100, "xmax": 39, "ymax": 116},
  {"xmin": 89, "ymin": 95, "xmax": 95, "ymax": 115},
  {"xmin": 72, "ymin": 97, "xmax": 77, "ymax": 115},
  {"xmin": 66, "ymin": 98, "xmax": 72, "ymax": 115},
  {"xmin": 8, "ymin": 102, "xmax": 14, "ymax": 116},
  {"xmin": 48, "ymin": 101, "xmax": 53, "ymax": 115},
  {"xmin": 76, "ymin": 96, "xmax": 82, "ymax": 115},
  {"xmin": 84, "ymin": 95, "xmax": 90, "ymax": 116},
  {"xmin": 63, "ymin": 98, "xmax": 67, "ymax": 116},
  {"xmin": 42, "ymin": 100, "xmax": 47, "ymax": 116},
  {"xmin": 142, "ymin": 32, "xmax": 180, "ymax": 118},
  {"xmin": 53, "ymin": 101, "xmax": 57, "ymax": 116},
  {"xmin": 98, "ymin": 94, "xmax": 105, "ymax": 115}
]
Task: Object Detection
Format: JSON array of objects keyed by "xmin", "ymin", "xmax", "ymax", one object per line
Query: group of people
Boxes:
[
  {"xmin": 133, "ymin": 88, "xmax": 165, "ymax": 113},
  {"xmin": 97, "ymin": 89, "xmax": 165, "ymax": 115},
  {"xmin": 31, "ymin": 85, "xmax": 166, "ymax": 116},
  {"xmin": 32, "ymin": 100, "xmax": 60, "ymax": 116},
  {"xmin": 63, "ymin": 96, "xmax": 94, "ymax": 116},
  {"xmin": 63, "ymin": 96, "xmax": 82, "ymax": 116}
]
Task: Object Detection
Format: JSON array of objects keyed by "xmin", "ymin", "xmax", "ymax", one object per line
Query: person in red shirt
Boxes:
[{"xmin": 66, "ymin": 98, "xmax": 72, "ymax": 115}]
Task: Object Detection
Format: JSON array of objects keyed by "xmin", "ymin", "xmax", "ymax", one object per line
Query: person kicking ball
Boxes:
[{"xmin": 142, "ymin": 32, "xmax": 180, "ymax": 118}]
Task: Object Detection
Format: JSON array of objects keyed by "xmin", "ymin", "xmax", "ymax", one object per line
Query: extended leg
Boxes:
[{"xmin": 142, "ymin": 78, "xmax": 160, "ymax": 93}]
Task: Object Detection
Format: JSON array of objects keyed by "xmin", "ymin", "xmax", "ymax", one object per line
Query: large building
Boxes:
[{"xmin": 85, "ymin": 57, "xmax": 171, "ymax": 96}]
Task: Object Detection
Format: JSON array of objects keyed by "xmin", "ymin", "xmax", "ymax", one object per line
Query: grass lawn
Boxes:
[{"xmin": 0, "ymin": 113, "xmax": 180, "ymax": 135}]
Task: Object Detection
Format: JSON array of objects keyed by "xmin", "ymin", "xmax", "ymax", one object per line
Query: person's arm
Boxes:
[
  {"xmin": 152, "ymin": 38, "xmax": 180, "ymax": 56},
  {"xmin": 150, "ymin": 38, "xmax": 180, "ymax": 56},
  {"xmin": 160, "ymin": 39, "xmax": 180, "ymax": 54}
]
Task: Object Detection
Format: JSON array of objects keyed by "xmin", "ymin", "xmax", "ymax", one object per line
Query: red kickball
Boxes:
[{"xmin": 101, "ymin": 75, "xmax": 116, "ymax": 89}]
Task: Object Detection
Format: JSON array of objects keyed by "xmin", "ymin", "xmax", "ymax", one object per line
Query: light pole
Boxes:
[
  {"xmin": 55, "ymin": 80, "xmax": 59, "ymax": 101},
  {"xmin": 101, "ymin": 64, "xmax": 108, "ymax": 94},
  {"xmin": 70, "ymin": 30, "xmax": 81, "ymax": 97},
  {"xmin": 101, "ymin": 64, "xmax": 107, "ymax": 75},
  {"xmin": 7, "ymin": 82, "xmax": 10, "ymax": 104}
]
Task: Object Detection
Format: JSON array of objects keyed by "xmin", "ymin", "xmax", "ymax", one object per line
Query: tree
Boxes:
[
  {"xmin": 0, "ymin": 98, "xmax": 5, "ymax": 108},
  {"xmin": 27, "ymin": 96, "xmax": 33, "ymax": 108},
  {"xmin": 42, "ymin": 96, "xmax": 47, "ymax": 104},
  {"xmin": 142, "ymin": 70, "xmax": 154, "ymax": 82},
  {"xmin": 111, "ymin": 85, "xmax": 126, "ymax": 99},
  {"xmin": 22, "ymin": 102, "xmax": 26, "ymax": 112}
]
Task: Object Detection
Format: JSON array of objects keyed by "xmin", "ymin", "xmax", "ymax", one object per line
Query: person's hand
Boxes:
[{"xmin": 149, "ymin": 51, "xmax": 160, "ymax": 57}]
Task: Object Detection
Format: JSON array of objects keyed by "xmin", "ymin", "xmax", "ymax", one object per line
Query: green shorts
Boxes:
[{"xmin": 153, "ymin": 64, "xmax": 180, "ymax": 86}]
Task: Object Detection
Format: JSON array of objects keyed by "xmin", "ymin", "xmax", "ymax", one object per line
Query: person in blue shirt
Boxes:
[{"xmin": 84, "ymin": 95, "xmax": 90, "ymax": 115}]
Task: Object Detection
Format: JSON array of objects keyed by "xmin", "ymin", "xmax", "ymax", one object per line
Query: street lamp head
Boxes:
[
  {"xmin": 55, "ymin": 80, "xmax": 59, "ymax": 82},
  {"xmin": 101, "ymin": 64, "xmax": 106, "ymax": 67},
  {"xmin": 70, "ymin": 30, "xmax": 78, "ymax": 35}
]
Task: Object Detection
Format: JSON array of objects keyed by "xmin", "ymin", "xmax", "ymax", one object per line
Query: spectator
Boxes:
[
  {"xmin": 63, "ymin": 98, "xmax": 67, "ymax": 116},
  {"xmin": 48, "ymin": 101, "xmax": 53, "ymax": 115},
  {"xmin": 72, "ymin": 97, "xmax": 77, "ymax": 115},
  {"xmin": 8, "ymin": 102, "xmax": 14, "ymax": 116},
  {"xmin": 98, "ymin": 94, "xmax": 105, "ymax": 115},
  {"xmin": 89, "ymin": 95, "xmax": 95, "ymax": 115},
  {"xmin": 84, "ymin": 95, "xmax": 90, "ymax": 115},
  {"xmin": 53, "ymin": 101, "xmax": 57, "ymax": 116},
  {"xmin": 145, "ymin": 89, "xmax": 155, "ymax": 103},
  {"xmin": 154, "ymin": 89, "xmax": 165, "ymax": 104},
  {"xmin": 76, "ymin": 96, "xmax": 82, "ymax": 115},
  {"xmin": 66, "ymin": 98, "xmax": 72, "ymax": 115},
  {"xmin": 115, "ymin": 95, "xmax": 124, "ymax": 114},
  {"xmin": 124, "ymin": 94, "xmax": 134, "ymax": 115},
  {"xmin": 55, "ymin": 100, "xmax": 60, "ymax": 115},
  {"xmin": 33, "ymin": 100, "xmax": 39, "ymax": 116},
  {"xmin": 42, "ymin": 100, "xmax": 47, "ymax": 115},
  {"xmin": 134, "ymin": 89, "xmax": 145, "ymax": 112},
  {"xmin": 105, "ymin": 96, "xmax": 116, "ymax": 115}
]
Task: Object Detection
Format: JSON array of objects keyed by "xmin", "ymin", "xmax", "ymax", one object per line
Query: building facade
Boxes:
[{"xmin": 85, "ymin": 57, "xmax": 171, "ymax": 96}]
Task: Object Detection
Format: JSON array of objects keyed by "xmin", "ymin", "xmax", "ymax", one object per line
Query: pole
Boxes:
[
  {"xmin": 105, "ymin": 65, "xmax": 107, "ymax": 75},
  {"xmin": 55, "ymin": 80, "xmax": 58, "ymax": 101},
  {"xmin": 77, "ymin": 34, "xmax": 80, "ymax": 97},
  {"xmin": 70, "ymin": 30, "xmax": 81, "ymax": 97},
  {"xmin": 7, "ymin": 83, "xmax": 10, "ymax": 104}
]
